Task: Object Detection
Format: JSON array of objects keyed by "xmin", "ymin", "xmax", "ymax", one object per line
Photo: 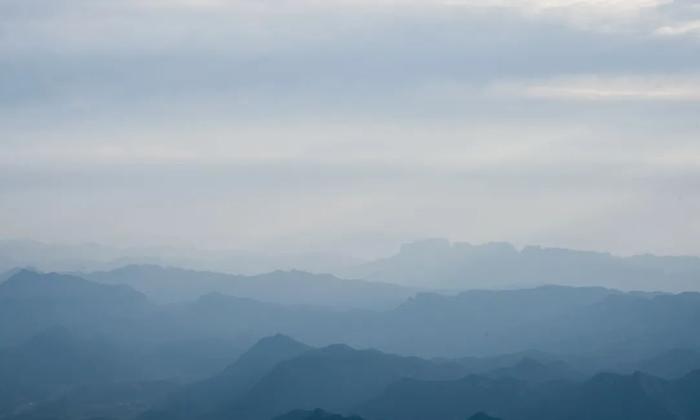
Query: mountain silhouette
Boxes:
[
  {"xmin": 0, "ymin": 269, "xmax": 147, "ymax": 304},
  {"xmin": 0, "ymin": 327, "xmax": 135, "ymax": 417},
  {"xmin": 344, "ymin": 239, "xmax": 700, "ymax": 291},
  {"xmin": 86, "ymin": 265, "xmax": 414, "ymax": 309},
  {"xmin": 357, "ymin": 374, "xmax": 527, "ymax": 420},
  {"xmin": 358, "ymin": 369, "xmax": 700, "ymax": 420},
  {"xmin": 628, "ymin": 348, "xmax": 700, "ymax": 379},
  {"xmin": 273, "ymin": 409, "xmax": 365, "ymax": 420},
  {"xmin": 358, "ymin": 286, "xmax": 700, "ymax": 359},
  {"xmin": 468, "ymin": 413, "xmax": 503, "ymax": 420},
  {"xmin": 143, "ymin": 334, "xmax": 311, "ymax": 420},
  {"xmin": 0, "ymin": 270, "xmax": 149, "ymax": 345},
  {"xmin": 207, "ymin": 342, "xmax": 469, "ymax": 420}
]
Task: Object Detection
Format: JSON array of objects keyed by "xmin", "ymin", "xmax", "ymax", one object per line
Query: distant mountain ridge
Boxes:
[
  {"xmin": 0, "ymin": 239, "xmax": 362, "ymax": 276},
  {"xmin": 5, "ymin": 270, "xmax": 700, "ymax": 364},
  {"xmin": 0, "ymin": 269, "xmax": 148, "ymax": 304},
  {"xmin": 360, "ymin": 285, "xmax": 700, "ymax": 358},
  {"xmin": 84, "ymin": 264, "xmax": 415, "ymax": 309},
  {"xmin": 343, "ymin": 239, "xmax": 700, "ymax": 291},
  {"xmin": 5, "ymin": 238, "xmax": 700, "ymax": 293},
  {"xmin": 0, "ymin": 270, "xmax": 151, "ymax": 345}
]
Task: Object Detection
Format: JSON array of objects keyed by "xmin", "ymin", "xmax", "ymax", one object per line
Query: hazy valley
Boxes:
[{"xmin": 2, "ymin": 240, "xmax": 700, "ymax": 420}]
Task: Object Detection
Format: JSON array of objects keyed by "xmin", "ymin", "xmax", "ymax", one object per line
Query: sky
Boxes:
[{"xmin": 1, "ymin": 0, "xmax": 699, "ymax": 258}]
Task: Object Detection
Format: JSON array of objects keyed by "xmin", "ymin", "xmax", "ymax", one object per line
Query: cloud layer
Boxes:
[{"xmin": 1, "ymin": 0, "xmax": 699, "ymax": 257}]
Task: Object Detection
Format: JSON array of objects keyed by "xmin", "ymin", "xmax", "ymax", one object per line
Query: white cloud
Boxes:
[
  {"xmin": 443, "ymin": 0, "xmax": 672, "ymax": 31},
  {"xmin": 654, "ymin": 20, "xmax": 700, "ymax": 36},
  {"xmin": 498, "ymin": 75, "xmax": 700, "ymax": 101},
  {"xmin": 1, "ymin": 0, "xmax": 700, "ymax": 256},
  {"xmin": 444, "ymin": 0, "xmax": 668, "ymax": 13}
]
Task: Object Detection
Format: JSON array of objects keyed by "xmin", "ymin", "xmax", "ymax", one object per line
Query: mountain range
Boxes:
[
  {"xmin": 2, "ymin": 264, "xmax": 700, "ymax": 420},
  {"xmin": 5, "ymin": 238, "xmax": 700, "ymax": 294},
  {"xmin": 344, "ymin": 239, "xmax": 700, "ymax": 291},
  {"xmin": 4, "ymin": 269, "xmax": 700, "ymax": 363},
  {"xmin": 83, "ymin": 265, "xmax": 414, "ymax": 309},
  {"xmin": 134, "ymin": 335, "xmax": 700, "ymax": 420}
]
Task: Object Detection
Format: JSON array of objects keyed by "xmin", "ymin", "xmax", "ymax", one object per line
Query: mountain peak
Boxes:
[
  {"xmin": 4, "ymin": 268, "xmax": 44, "ymax": 282},
  {"xmin": 254, "ymin": 334, "xmax": 309, "ymax": 351},
  {"xmin": 0, "ymin": 270, "xmax": 148, "ymax": 304},
  {"xmin": 222, "ymin": 334, "xmax": 312, "ymax": 376}
]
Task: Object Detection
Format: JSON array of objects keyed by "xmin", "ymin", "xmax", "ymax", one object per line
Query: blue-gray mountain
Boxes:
[
  {"xmin": 84, "ymin": 264, "xmax": 414, "ymax": 309},
  {"xmin": 3, "ymin": 269, "xmax": 700, "ymax": 420},
  {"xmin": 344, "ymin": 239, "xmax": 700, "ymax": 291},
  {"xmin": 137, "ymin": 336, "xmax": 700, "ymax": 420},
  {"xmin": 273, "ymin": 409, "xmax": 365, "ymax": 420},
  {"xmin": 3, "ymin": 270, "xmax": 700, "ymax": 363},
  {"xmin": 358, "ymin": 369, "xmax": 700, "ymax": 420}
]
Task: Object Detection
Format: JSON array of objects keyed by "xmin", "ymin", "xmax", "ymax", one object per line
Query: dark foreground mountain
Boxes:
[
  {"xmin": 468, "ymin": 413, "xmax": 503, "ymax": 420},
  {"xmin": 273, "ymin": 409, "xmax": 365, "ymax": 420},
  {"xmin": 146, "ymin": 335, "xmax": 700, "ymax": 420},
  {"xmin": 146, "ymin": 336, "xmax": 470, "ymax": 420},
  {"xmin": 0, "ymin": 326, "xmax": 147, "ymax": 417},
  {"xmin": 4, "ymin": 380, "xmax": 177, "ymax": 420},
  {"xmin": 85, "ymin": 265, "xmax": 414, "ymax": 309},
  {"xmin": 143, "ymin": 334, "xmax": 312, "ymax": 420},
  {"xmin": 221, "ymin": 344, "xmax": 469, "ymax": 420},
  {"xmin": 357, "ymin": 370, "xmax": 700, "ymax": 420},
  {"xmin": 3, "ymin": 270, "xmax": 700, "ymax": 420},
  {"xmin": 4, "ymin": 328, "xmax": 700, "ymax": 420}
]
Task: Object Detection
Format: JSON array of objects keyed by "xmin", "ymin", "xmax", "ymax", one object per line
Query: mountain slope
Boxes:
[
  {"xmin": 211, "ymin": 343, "xmax": 469, "ymax": 420},
  {"xmin": 0, "ymin": 269, "xmax": 147, "ymax": 304},
  {"xmin": 358, "ymin": 370, "xmax": 700, "ymax": 420},
  {"xmin": 0, "ymin": 327, "xmax": 137, "ymax": 416},
  {"xmin": 0, "ymin": 270, "xmax": 150, "ymax": 345},
  {"xmin": 357, "ymin": 374, "xmax": 529, "ymax": 420},
  {"xmin": 273, "ymin": 409, "xmax": 365, "ymax": 420},
  {"xmin": 352, "ymin": 286, "xmax": 700, "ymax": 359},
  {"xmin": 86, "ymin": 265, "xmax": 415, "ymax": 309},
  {"xmin": 144, "ymin": 335, "xmax": 312, "ymax": 420}
]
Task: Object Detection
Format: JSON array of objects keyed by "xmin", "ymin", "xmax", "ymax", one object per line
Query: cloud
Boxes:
[
  {"xmin": 2, "ymin": 157, "xmax": 698, "ymax": 255},
  {"xmin": 0, "ymin": 0, "xmax": 699, "ymax": 256},
  {"xmin": 444, "ymin": 0, "xmax": 670, "ymax": 19},
  {"xmin": 497, "ymin": 75, "xmax": 700, "ymax": 101},
  {"xmin": 655, "ymin": 20, "xmax": 700, "ymax": 37}
]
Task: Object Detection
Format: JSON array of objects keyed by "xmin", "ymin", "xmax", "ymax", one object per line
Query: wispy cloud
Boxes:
[
  {"xmin": 498, "ymin": 75, "xmax": 700, "ymax": 101},
  {"xmin": 655, "ymin": 20, "xmax": 700, "ymax": 37},
  {"xmin": 1, "ymin": 0, "xmax": 700, "ymax": 256}
]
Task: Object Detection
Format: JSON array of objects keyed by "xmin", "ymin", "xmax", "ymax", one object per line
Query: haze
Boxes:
[
  {"xmin": 2, "ymin": 0, "xmax": 700, "ymax": 259},
  {"xmin": 4, "ymin": 4, "xmax": 700, "ymax": 419}
]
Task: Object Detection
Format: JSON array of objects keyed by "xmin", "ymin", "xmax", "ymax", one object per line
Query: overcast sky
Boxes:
[{"xmin": 1, "ymin": 0, "xmax": 699, "ymax": 258}]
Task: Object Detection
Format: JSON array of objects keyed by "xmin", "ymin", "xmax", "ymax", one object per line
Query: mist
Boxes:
[
  {"xmin": 2, "ymin": 1, "xmax": 700, "ymax": 420},
  {"xmin": 2, "ymin": 0, "xmax": 700, "ymax": 257}
]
